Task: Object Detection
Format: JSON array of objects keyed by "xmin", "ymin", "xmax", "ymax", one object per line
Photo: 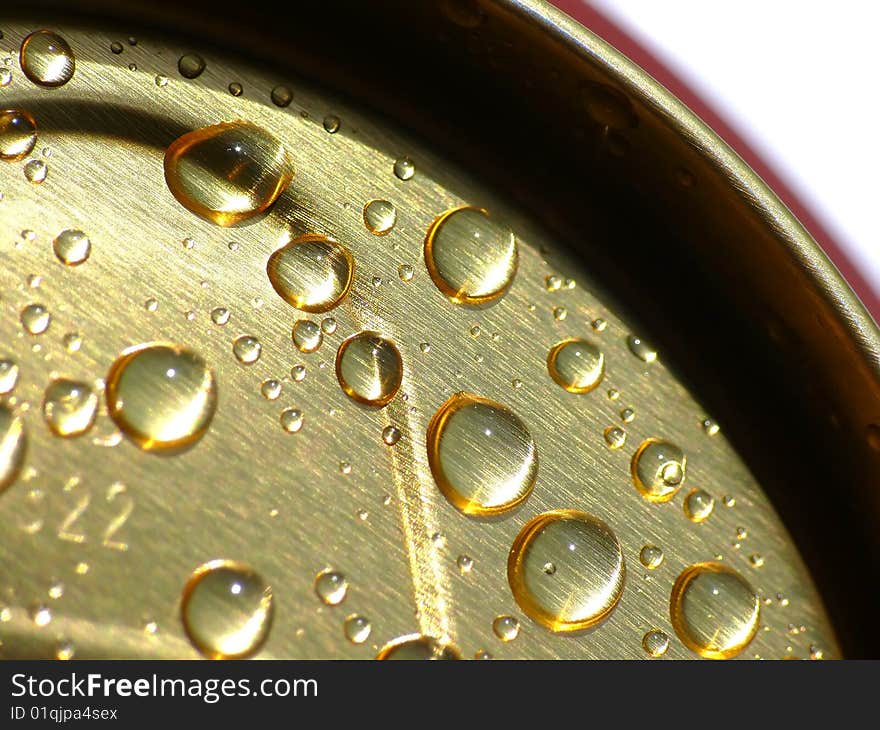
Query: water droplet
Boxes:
[
  {"xmin": 382, "ymin": 425, "xmax": 401, "ymax": 446},
  {"xmin": 291, "ymin": 365, "xmax": 306, "ymax": 382},
  {"xmin": 31, "ymin": 604, "xmax": 52, "ymax": 627},
  {"xmin": 684, "ymin": 489, "xmax": 715, "ymax": 523},
  {"xmin": 280, "ymin": 408, "xmax": 303, "ymax": 433},
  {"xmin": 427, "ymin": 392, "xmax": 537, "ymax": 516},
  {"xmin": 419, "ymin": 342, "xmax": 431, "ymax": 353},
  {"xmin": 601, "ymin": 425, "xmax": 625, "ymax": 450},
  {"xmin": 582, "ymin": 81, "xmax": 636, "ymax": 129},
  {"xmin": 547, "ymin": 338, "xmax": 604, "ymax": 393},
  {"xmin": 55, "ymin": 639, "xmax": 75, "ymax": 660},
  {"xmin": 0, "ymin": 360, "xmax": 19, "ymax": 394},
  {"xmin": 492, "ymin": 615, "xmax": 520, "ymax": 642},
  {"xmin": 24, "ymin": 158, "xmax": 47, "ymax": 183},
  {"xmin": 363, "ymin": 199, "xmax": 397, "ymax": 235},
  {"xmin": 323, "ymin": 115, "xmax": 341, "ymax": 134},
  {"xmin": 424, "ymin": 206, "xmax": 517, "ymax": 306},
  {"xmin": 270, "ymin": 85, "xmax": 293, "ymax": 107},
  {"xmin": 260, "ymin": 379, "xmax": 282, "ymax": 400},
  {"xmin": 48, "ymin": 581, "xmax": 64, "ymax": 599},
  {"xmin": 627, "ymin": 334, "xmax": 657, "ymax": 363},
  {"xmin": 552, "ymin": 306, "xmax": 567, "ymax": 321},
  {"xmin": 748, "ymin": 553, "xmax": 765, "ymax": 569},
  {"xmin": 669, "ymin": 562, "xmax": 759, "ymax": 659},
  {"xmin": 398, "ymin": 263, "xmax": 414, "ymax": 282},
  {"xmin": 20, "ymin": 30, "xmax": 75, "ymax": 88},
  {"xmin": 591, "ymin": 318, "xmax": 607, "ymax": 332},
  {"xmin": 232, "ymin": 335, "xmax": 261, "ymax": 364},
  {"xmin": 314, "ymin": 569, "xmax": 348, "ymax": 605},
  {"xmin": 0, "ymin": 109, "xmax": 38, "ymax": 160},
  {"xmin": 620, "ymin": 407, "xmax": 635, "ymax": 423},
  {"xmin": 210, "ymin": 307, "xmax": 230, "ymax": 325},
  {"xmin": 155, "ymin": 74, "xmax": 169, "ymax": 87},
  {"xmin": 0, "ymin": 404, "xmax": 26, "ymax": 493},
  {"xmin": 63, "ymin": 332, "xmax": 82, "ymax": 353},
  {"xmin": 164, "ymin": 121, "xmax": 293, "ymax": 226},
  {"xmin": 335, "ymin": 332, "xmax": 402, "ymax": 407},
  {"xmin": 508, "ymin": 509, "xmax": 625, "ymax": 632},
  {"xmin": 42, "ymin": 379, "xmax": 98, "ymax": 437},
  {"xmin": 177, "ymin": 53, "xmax": 205, "ymax": 78},
  {"xmin": 106, "ymin": 343, "xmax": 217, "ymax": 452},
  {"xmin": 702, "ymin": 417, "xmax": 720, "ymax": 436},
  {"xmin": 21, "ymin": 303, "xmax": 50, "ymax": 334},
  {"xmin": 631, "ymin": 438, "xmax": 686, "ymax": 502},
  {"xmin": 317, "ymin": 318, "xmax": 336, "ymax": 336},
  {"xmin": 128, "ymin": 62, "xmax": 137, "ymax": 72},
  {"xmin": 545, "ymin": 275, "xmax": 562, "ymax": 291},
  {"xmin": 393, "ymin": 157, "xmax": 415, "ymax": 180},
  {"xmin": 642, "ymin": 629, "xmax": 669, "ymax": 657},
  {"xmin": 639, "ymin": 544, "xmax": 664, "ymax": 570},
  {"xmin": 292, "ymin": 319, "xmax": 323, "ymax": 353},
  {"xmin": 144, "ymin": 297, "xmax": 159, "ymax": 312},
  {"xmin": 376, "ymin": 635, "xmax": 461, "ymax": 660},
  {"xmin": 267, "ymin": 235, "xmax": 354, "ymax": 313},
  {"xmin": 0, "ymin": 68, "xmax": 11, "ymax": 86},
  {"xmin": 227, "ymin": 81, "xmax": 243, "ymax": 96},
  {"xmin": 52, "ymin": 229, "xmax": 91, "ymax": 266},
  {"xmin": 456, "ymin": 554, "xmax": 474, "ymax": 574},
  {"xmin": 339, "ymin": 461, "xmax": 352, "ymax": 475},
  {"xmin": 343, "ymin": 614, "xmax": 371, "ymax": 644},
  {"xmin": 180, "ymin": 560, "xmax": 273, "ymax": 659},
  {"xmin": 110, "ymin": 41, "xmax": 123, "ymax": 54}
]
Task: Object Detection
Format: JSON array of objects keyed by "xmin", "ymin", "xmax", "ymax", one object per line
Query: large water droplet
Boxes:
[
  {"xmin": 42, "ymin": 379, "xmax": 98, "ymax": 437},
  {"xmin": 266, "ymin": 235, "xmax": 354, "ymax": 313},
  {"xmin": 507, "ymin": 509, "xmax": 625, "ymax": 632},
  {"xmin": 0, "ymin": 404, "xmax": 26, "ymax": 493},
  {"xmin": 669, "ymin": 562, "xmax": 760, "ymax": 659},
  {"xmin": 335, "ymin": 332, "xmax": 402, "ymax": 407},
  {"xmin": 376, "ymin": 635, "xmax": 461, "ymax": 660},
  {"xmin": 631, "ymin": 438, "xmax": 687, "ymax": 502},
  {"xmin": 106, "ymin": 343, "xmax": 217, "ymax": 453},
  {"xmin": 180, "ymin": 560, "xmax": 273, "ymax": 659},
  {"xmin": 164, "ymin": 121, "xmax": 293, "ymax": 226},
  {"xmin": 424, "ymin": 206, "xmax": 517, "ymax": 305},
  {"xmin": 547, "ymin": 338, "xmax": 604, "ymax": 393},
  {"xmin": 52, "ymin": 229, "xmax": 91, "ymax": 266},
  {"xmin": 427, "ymin": 392, "xmax": 537, "ymax": 516},
  {"xmin": 20, "ymin": 30, "xmax": 75, "ymax": 88},
  {"xmin": 0, "ymin": 109, "xmax": 38, "ymax": 160}
]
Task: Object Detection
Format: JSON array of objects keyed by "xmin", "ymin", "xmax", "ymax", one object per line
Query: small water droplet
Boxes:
[
  {"xmin": 591, "ymin": 318, "xmax": 607, "ymax": 332},
  {"xmin": 545, "ymin": 275, "xmax": 562, "ymax": 291},
  {"xmin": 339, "ymin": 461, "xmax": 352, "ymax": 475},
  {"xmin": 106, "ymin": 342, "xmax": 217, "ymax": 452},
  {"xmin": 210, "ymin": 307, "xmax": 230, "ymax": 325},
  {"xmin": 314, "ymin": 569, "xmax": 348, "ymax": 605},
  {"xmin": 260, "ymin": 379, "xmax": 282, "ymax": 400},
  {"xmin": 270, "ymin": 85, "xmax": 293, "ymax": 107},
  {"xmin": 642, "ymin": 629, "xmax": 669, "ymax": 657},
  {"xmin": 419, "ymin": 342, "xmax": 431, "ymax": 353},
  {"xmin": 552, "ymin": 306, "xmax": 567, "ymax": 321},
  {"xmin": 267, "ymin": 235, "xmax": 354, "ymax": 313},
  {"xmin": 319, "ymin": 317, "xmax": 337, "ymax": 335},
  {"xmin": 42, "ymin": 379, "xmax": 98, "ymax": 437},
  {"xmin": 0, "ymin": 404, "xmax": 27, "ymax": 493},
  {"xmin": 181, "ymin": 560, "xmax": 273, "ymax": 659},
  {"xmin": 128, "ymin": 62, "xmax": 137, "ymax": 71},
  {"xmin": 631, "ymin": 438, "xmax": 686, "ymax": 502},
  {"xmin": 21, "ymin": 303, "xmax": 50, "ymax": 334},
  {"xmin": 0, "ymin": 360, "xmax": 20, "ymax": 394},
  {"xmin": 291, "ymin": 364, "xmax": 306, "ymax": 382},
  {"xmin": 164, "ymin": 121, "xmax": 293, "ymax": 226},
  {"xmin": 639, "ymin": 544, "xmax": 664, "ymax": 570},
  {"xmin": 335, "ymin": 332, "xmax": 402, "ymax": 407},
  {"xmin": 492, "ymin": 615, "xmax": 520, "ymax": 642},
  {"xmin": 144, "ymin": 297, "xmax": 159, "ymax": 312},
  {"xmin": 603, "ymin": 425, "xmax": 626, "ymax": 449},
  {"xmin": 376, "ymin": 635, "xmax": 461, "ymax": 660},
  {"xmin": 363, "ymin": 199, "xmax": 397, "ymax": 235},
  {"xmin": 323, "ymin": 115, "xmax": 341, "ymax": 134},
  {"xmin": 292, "ymin": 319, "xmax": 323, "ymax": 353},
  {"xmin": 110, "ymin": 41, "xmax": 123, "ymax": 54},
  {"xmin": 547, "ymin": 338, "xmax": 604, "ymax": 393},
  {"xmin": 24, "ymin": 158, "xmax": 47, "ymax": 183},
  {"xmin": 52, "ymin": 229, "xmax": 91, "ymax": 266},
  {"xmin": 177, "ymin": 53, "xmax": 205, "ymax": 78},
  {"xmin": 424, "ymin": 206, "xmax": 517, "ymax": 305},
  {"xmin": 749, "ymin": 553, "xmax": 765, "ymax": 569},
  {"xmin": 31, "ymin": 604, "xmax": 52, "ymax": 627},
  {"xmin": 62, "ymin": 332, "xmax": 82, "ymax": 353},
  {"xmin": 55, "ymin": 639, "xmax": 75, "ymax": 660},
  {"xmin": 48, "ymin": 581, "xmax": 64, "ymax": 599},
  {"xmin": 684, "ymin": 489, "xmax": 715, "ymax": 523},
  {"xmin": 343, "ymin": 614, "xmax": 371, "ymax": 644},
  {"xmin": 20, "ymin": 30, "xmax": 75, "ymax": 87},
  {"xmin": 702, "ymin": 417, "xmax": 720, "ymax": 436},
  {"xmin": 371, "ymin": 275, "xmax": 383, "ymax": 288},
  {"xmin": 232, "ymin": 335, "xmax": 261, "ymax": 364},
  {"xmin": 0, "ymin": 109, "xmax": 38, "ymax": 160},
  {"xmin": 393, "ymin": 156, "xmax": 415, "ymax": 180},
  {"xmin": 382, "ymin": 425, "xmax": 401, "ymax": 446},
  {"xmin": 620, "ymin": 407, "xmax": 635, "ymax": 423},
  {"xmin": 398, "ymin": 263, "xmax": 414, "ymax": 281},
  {"xmin": 280, "ymin": 408, "xmax": 303, "ymax": 433},
  {"xmin": 0, "ymin": 68, "xmax": 11, "ymax": 86},
  {"xmin": 457, "ymin": 554, "xmax": 474, "ymax": 574},
  {"xmin": 508, "ymin": 510, "xmax": 625, "ymax": 631},
  {"xmin": 670, "ymin": 562, "xmax": 759, "ymax": 659},
  {"xmin": 155, "ymin": 74, "xmax": 169, "ymax": 87},
  {"xmin": 227, "ymin": 81, "xmax": 243, "ymax": 96},
  {"xmin": 627, "ymin": 334, "xmax": 657, "ymax": 363},
  {"xmin": 427, "ymin": 392, "xmax": 537, "ymax": 515}
]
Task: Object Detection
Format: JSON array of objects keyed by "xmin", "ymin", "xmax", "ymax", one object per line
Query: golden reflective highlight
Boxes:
[
  {"xmin": 180, "ymin": 560, "xmax": 273, "ymax": 659},
  {"xmin": 20, "ymin": 30, "xmax": 75, "ymax": 88},
  {"xmin": 427, "ymin": 392, "xmax": 537, "ymax": 516},
  {"xmin": 334, "ymin": 332, "xmax": 402, "ymax": 407},
  {"xmin": 266, "ymin": 235, "xmax": 354, "ymax": 313},
  {"xmin": 669, "ymin": 562, "xmax": 760, "ymax": 659},
  {"xmin": 631, "ymin": 438, "xmax": 687, "ymax": 502},
  {"xmin": 0, "ymin": 404, "xmax": 26, "ymax": 493},
  {"xmin": 164, "ymin": 121, "xmax": 292, "ymax": 226},
  {"xmin": 547, "ymin": 338, "xmax": 605, "ymax": 393},
  {"xmin": 105, "ymin": 343, "xmax": 217, "ymax": 453},
  {"xmin": 375, "ymin": 634, "xmax": 460, "ymax": 660},
  {"xmin": 424, "ymin": 206, "xmax": 517, "ymax": 305},
  {"xmin": 507, "ymin": 509, "xmax": 625, "ymax": 632}
]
